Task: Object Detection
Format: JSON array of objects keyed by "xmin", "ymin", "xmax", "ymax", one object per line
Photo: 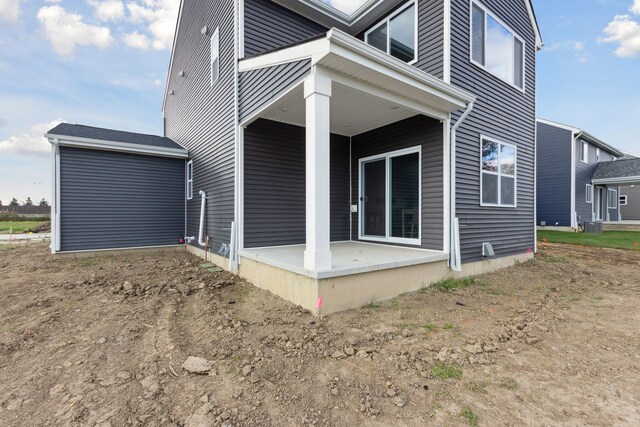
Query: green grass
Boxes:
[
  {"xmin": 430, "ymin": 362, "xmax": 463, "ymax": 380},
  {"xmin": 459, "ymin": 406, "xmax": 479, "ymax": 427},
  {"xmin": 363, "ymin": 300, "xmax": 380, "ymax": 310},
  {"xmin": 0, "ymin": 221, "xmax": 46, "ymax": 234},
  {"xmin": 443, "ymin": 322, "xmax": 455, "ymax": 330},
  {"xmin": 431, "ymin": 277, "xmax": 477, "ymax": 292},
  {"xmin": 538, "ymin": 230, "xmax": 640, "ymax": 251}
]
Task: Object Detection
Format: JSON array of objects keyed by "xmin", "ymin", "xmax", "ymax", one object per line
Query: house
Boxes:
[
  {"xmin": 48, "ymin": 0, "xmax": 543, "ymax": 313},
  {"xmin": 536, "ymin": 118, "xmax": 627, "ymax": 229},
  {"xmin": 618, "ymin": 154, "xmax": 640, "ymax": 221}
]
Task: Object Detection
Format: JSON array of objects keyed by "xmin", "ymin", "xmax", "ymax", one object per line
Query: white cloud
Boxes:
[
  {"xmin": 125, "ymin": 0, "xmax": 179, "ymax": 50},
  {"xmin": 574, "ymin": 41, "xmax": 585, "ymax": 51},
  {"xmin": 44, "ymin": 0, "xmax": 62, "ymax": 3},
  {"xmin": 153, "ymin": 78, "xmax": 163, "ymax": 86},
  {"xmin": 631, "ymin": 0, "xmax": 640, "ymax": 15},
  {"xmin": 0, "ymin": 119, "xmax": 64, "ymax": 156},
  {"xmin": 599, "ymin": 14, "xmax": 640, "ymax": 57},
  {"xmin": 89, "ymin": 0, "xmax": 125, "ymax": 22},
  {"xmin": 37, "ymin": 6, "xmax": 114, "ymax": 56},
  {"xmin": 123, "ymin": 30, "xmax": 151, "ymax": 49},
  {"xmin": 0, "ymin": 0, "xmax": 20, "ymax": 24}
]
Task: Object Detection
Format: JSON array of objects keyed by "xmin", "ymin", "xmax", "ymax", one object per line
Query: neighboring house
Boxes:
[
  {"xmin": 618, "ymin": 154, "xmax": 640, "ymax": 221},
  {"xmin": 0, "ymin": 205, "xmax": 51, "ymax": 218},
  {"xmin": 536, "ymin": 118, "xmax": 626, "ymax": 229},
  {"xmin": 48, "ymin": 0, "xmax": 543, "ymax": 313}
]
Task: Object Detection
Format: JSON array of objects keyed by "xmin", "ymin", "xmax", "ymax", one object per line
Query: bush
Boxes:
[{"xmin": 0, "ymin": 212, "xmax": 50, "ymax": 222}]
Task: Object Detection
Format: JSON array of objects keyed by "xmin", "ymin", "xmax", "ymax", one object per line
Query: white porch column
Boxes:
[{"xmin": 303, "ymin": 72, "xmax": 332, "ymax": 271}]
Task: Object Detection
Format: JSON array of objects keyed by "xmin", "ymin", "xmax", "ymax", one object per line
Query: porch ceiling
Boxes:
[{"xmin": 260, "ymin": 82, "xmax": 420, "ymax": 137}]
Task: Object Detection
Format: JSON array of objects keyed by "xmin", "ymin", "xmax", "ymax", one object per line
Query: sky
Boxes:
[{"xmin": 0, "ymin": 0, "xmax": 639, "ymax": 204}]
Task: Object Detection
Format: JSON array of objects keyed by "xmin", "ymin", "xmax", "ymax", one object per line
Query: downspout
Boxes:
[
  {"xmin": 198, "ymin": 190, "xmax": 207, "ymax": 247},
  {"xmin": 54, "ymin": 138, "xmax": 61, "ymax": 253},
  {"xmin": 449, "ymin": 101, "xmax": 475, "ymax": 272}
]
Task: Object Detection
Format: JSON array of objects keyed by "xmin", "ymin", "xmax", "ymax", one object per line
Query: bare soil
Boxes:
[{"xmin": 1, "ymin": 242, "xmax": 639, "ymax": 426}]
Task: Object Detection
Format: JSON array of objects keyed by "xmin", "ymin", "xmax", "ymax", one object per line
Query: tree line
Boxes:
[{"xmin": 0, "ymin": 197, "xmax": 49, "ymax": 207}]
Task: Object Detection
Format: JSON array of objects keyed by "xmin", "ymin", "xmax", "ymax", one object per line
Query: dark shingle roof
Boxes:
[
  {"xmin": 47, "ymin": 123, "xmax": 184, "ymax": 151},
  {"xmin": 593, "ymin": 158, "xmax": 640, "ymax": 180}
]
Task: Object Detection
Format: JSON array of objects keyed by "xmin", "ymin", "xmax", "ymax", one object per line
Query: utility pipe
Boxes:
[
  {"xmin": 449, "ymin": 101, "xmax": 475, "ymax": 272},
  {"xmin": 198, "ymin": 190, "xmax": 207, "ymax": 247}
]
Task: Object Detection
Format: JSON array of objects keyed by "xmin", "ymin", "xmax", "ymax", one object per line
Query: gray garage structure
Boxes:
[{"xmin": 46, "ymin": 123, "xmax": 188, "ymax": 253}]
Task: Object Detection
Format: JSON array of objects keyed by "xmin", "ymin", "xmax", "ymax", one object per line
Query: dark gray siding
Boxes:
[
  {"xmin": 244, "ymin": 119, "xmax": 350, "ymax": 248},
  {"xmin": 451, "ymin": 0, "xmax": 536, "ymax": 262},
  {"xmin": 164, "ymin": 0, "xmax": 236, "ymax": 251},
  {"xmin": 621, "ymin": 186, "xmax": 640, "ymax": 220},
  {"xmin": 243, "ymin": 0, "xmax": 327, "ymax": 57},
  {"xmin": 575, "ymin": 139, "xmax": 617, "ymax": 222},
  {"xmin": 357, "ymin": 0, "xmax": 444, "ymax": 79},
  {"xmin": 350, "ymin": 115, "xmax": 444, "ymax": 251},
  {"xmin": 536, "ymin": 122, "xmax": 572, "ymax": 227},
  {"xmin": 238, "ymin": 60, "xmax": 311, "ymax": 123},
  {"xmin": 59, "ymin": 147, "xmax": 185, "ymax": 252}
]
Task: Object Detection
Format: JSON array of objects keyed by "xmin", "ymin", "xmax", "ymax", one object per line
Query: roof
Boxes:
[
  {"xmin": 536, "ymin": 118, "xmax": 625, "ymax": 158},
  {"xmin": 592, "ymin": 158, "xmax": 640, "ymax": 185},
  {"xmin": 46, "ymin": 123, "xmax": 188, "ymax": 159}
]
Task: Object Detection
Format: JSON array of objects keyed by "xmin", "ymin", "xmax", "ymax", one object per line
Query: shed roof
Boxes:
[{"xmin": 592, "ymin": 158, "xmax": 640, "ymax": 185}]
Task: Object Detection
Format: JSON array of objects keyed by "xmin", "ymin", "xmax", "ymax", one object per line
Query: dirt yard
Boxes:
[{"xmin": 1, "ymin": 242, "xmax": 639, "ymax": 426}]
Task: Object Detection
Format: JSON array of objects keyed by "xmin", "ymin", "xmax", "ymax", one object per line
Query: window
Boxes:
[
  {"xmin": 586, "ymin": 184, "xmax": 593, "ymax": 203},
  {"xmin": 359, "ymin": 146, "xmax": 421, "ymax": 244},
  {"xmin": 608, "ymin": 189, "xmax": 617, "ymax": 209},
  {"xmin": 186, "ymin": 160, "xmax": 193, "ymax": 200},
  {"xmin": 471, "ymin": 2, "xmax": 525, "ymax": 90},
  {"xmin": 620, "ymin": 195, "xmax": 628, "ymax": 206},
  {"xmin": 365, "ymin": 1, "xmax": 417, "ymax": 63},
  {"xmin": 596, "ymin": 148, "xmax": 600, "ymax": 162},
  {"xmin": 210, "ymin": 28, "xmax": 220, "ymax": 86},
  {"xmin": 481, "ymin": 137, "xmax": 516, "ymax": 207},
  {"xmin": 580, "ymin": 141, "xmax": 588, "ymax": 163}
]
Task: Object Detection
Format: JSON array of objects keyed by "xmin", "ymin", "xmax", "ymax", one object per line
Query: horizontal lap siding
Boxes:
[
  {"xmin": 164, "ymin": 0, "xmax": 235, "ymax": 251},
  {"xmin": 350, "ymin": 116, "xmax": 444, "ymax": 251},
  {"xmin": 244, "ymin": 0, "xmax": 327, "ymax": 57},
  {"xmin": 575, "ymin": 140, "xmax": 617, "ymax": 222},
  {"xmin": 244, "ymin": 119, "xmax": 350, "ymax": 248},
  {"xmin": 451, "ymin": 0, "xmax": 536, "ymax": 262},
  {"xmin": 59, "ymin": 147, "xmax": 184, "ymax": 251},
  {"xmin": 621, "ymin": 186, "xmax": 640, "ymax": 220},
  {"xmin": 238, "ymin": 60, "xmax": 311, "ymax": 123},
  {"xmin": 536, "ymin": 122, "xmax": 572, "ymax": 227}
]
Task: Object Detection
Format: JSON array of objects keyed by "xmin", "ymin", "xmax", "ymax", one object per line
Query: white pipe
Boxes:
[
  {"xmin": 198, "ymin": 190, "xmax": 207, "ymax": 247},
  {"xmin": 450, "ymin": 101, "xmax": 475, "ymax": 272},
  {"xmin": 229, "ymin": 221, "xmax": 238, "ymax": 272}
]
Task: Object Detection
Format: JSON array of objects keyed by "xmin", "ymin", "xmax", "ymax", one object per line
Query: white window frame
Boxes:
[
  {"xmin": 469, "ymin": 0, "xmax": 526, "ymax": 93},
  {"xmin": 210, "ymin": 27, "xmax": 220, "ymax": 87},
  {"xmin": 580, "ymin": 141, "xmax": 588, "ymax": 163},
  {"xmin": 358, "ymin": 146, "xmax": 422, "ymax": 246},
  {"xmin": 364, "ymin": 0, "xmax": 418, "ymax": 65},
  {"xmin": 608, "ymin": 188, "xmax": 617, "ymax": 209},
  {"xmin": 596, "ymin": 148, "xmax": 600, "ymax": 162},
  {"xmin": 186, "ymin": 160, "xmax": 193, "ymax": 200},
  {"xmin": 620, "ymin": 195, "xmax": 628, "ymax": 206},
  {"xmin": 585, "ymin": 184, "xmax": 593, "ymax": 204},
  {"xmin": 480, "ymin": 135, "xmax": 517, "ymax": 208}
]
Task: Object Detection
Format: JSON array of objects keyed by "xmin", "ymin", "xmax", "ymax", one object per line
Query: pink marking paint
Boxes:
[{"xmin": 315, "ymin": 296, "xmax": 323, "ymax": 310}]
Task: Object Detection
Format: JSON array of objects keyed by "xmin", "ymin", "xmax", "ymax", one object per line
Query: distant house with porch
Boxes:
[{"xmin": 600, "ymin": 154, "xmax": 640, "ymax": 221}]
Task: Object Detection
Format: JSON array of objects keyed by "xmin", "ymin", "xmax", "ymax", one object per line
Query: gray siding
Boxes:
[
  {"xmin": 536, "ymin": 122, "xmax": 572, "ymax": 227},
  {"xmin": 243, "ymin": 119, "xmax": 350, "ymax": 248},
  {"xmin": 357, "ymin": 0, "xmax": 444, "ymax": 79},
  {"xmin": 620, "ymin": 185, "xmax": 640, "ymax": 220},
  {"xmin": 574, "ymin": 138, "xmax": 617, "ymax": 223},
  {"xmin": 451, "ymin": 0, "xmax": 537, "ymax": 262},
  {"xmin": 59, "ymin": 147, "xmax": 185, "ymax": 252},
  {"xmin": 164, "ymin": 0, "xmax": 236, "ymax": 251},
  {"xmin": 350, "ymin": 115, "xmax": 444, "ymax": 251},
  {"xmin": 238, "ymin": 60, "xmax": 311, "ymax": 123},
  {"xmin": 244, "ymin": 0, "xmax": 327, "ymax": 57}
]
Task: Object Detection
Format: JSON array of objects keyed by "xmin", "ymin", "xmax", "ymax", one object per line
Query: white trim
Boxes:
[
  {"xmin": 469, "ymin": 0, "xmax": 526, "ymax": 93},
  {"xmin": 580, "ymin": 140, "xmax": 588, "ymax": 164},
  {"xmin": 523, "ymin": 0, "xmax": 543, "ymax": 50},
  {"xmin": 608, "ymin": 188, "xmax": 618, "ymax": 209},
  {"xmin": 443, "ymin": 0, "xmax": 452, "ymax": 84},
  {"xmin": 620, "ymin": 194, "xmax": 628, "ymax": 206},
  {"xmin": 443, "ymin": 117, "xmax": 451, "ymax": 253},
  {"xmin": 536, "ymin": 118, "xmax": 580, "ymax": 134},
  {"xmin": 479, "ymin": 135, "xmax": 517, "ymax": 208},
  {"xmin": 45, "ymin": 134, "xmax": 188, "ymax": 159},
  {"xmin": 596, "ymin": 147, "xmax": 600, "ymax": 163},
  {"xmin": 210, "ymin": 27, "xmax": 220, "ymax": 87},
  {"xmin": 238, "ymin": 0, "xmax": 245, "ymax": 60},
  {"xmin": 358, "ymin": 145, "xmax": 422, "ymax": 246},
  {"xmin": 237, "ymin": 127, "xmax": 245, "ymax": 251},
  {"xmin": 239, "ymin": 38, "xmax": 329, "ymax": 72},
  {"xmin": 186, "ymin": 160, "xmax": 193, "ymax": 200},
  {"xmin": 364, "ymin": 0, "xmax": 418, "ymax": 65},
  {"xmin": 297, "ymin": 0, "xmax": 385, "ymax": 27},
  {"xmin": 54, "ymin": 140, "xmax": 61, "ymax": 252},
  {"xmin": 570, "ymin": 132, "xmax": 577, "ymax": 226},
  {"xmin": 585, "ymin": 183, "xmax": 593, "ymax": 204},
  {"xmin": 162, "ymin": 0, "xmax": 185, "ymax": 114}
]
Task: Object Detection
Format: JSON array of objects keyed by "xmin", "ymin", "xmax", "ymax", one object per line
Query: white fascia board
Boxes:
[
  {"xmin": 524, "ymin": 0, "xmax": 543, "ymax": 49},
  {"xmin": 46, "ymin": 134, "xmax": 189, "ymax": 159},
  {"xmin": 162, "ymin": 0, "xmax": 185, "ymax": 114},
  {"xmin": 238, "ymin": 38, "xmax": 330, "ymax": 72},
  {"xmin": 535, "ymin": 117, "xmax": 580, "ymax": 134}
]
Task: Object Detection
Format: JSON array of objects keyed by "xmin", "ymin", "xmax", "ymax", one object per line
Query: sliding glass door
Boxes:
[{"xmin": 359, "ymin": 147, "xmax": 421, "ymax": 245}]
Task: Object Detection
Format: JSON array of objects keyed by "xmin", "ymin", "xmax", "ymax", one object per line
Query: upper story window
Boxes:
[
  {"xmin": 481, "ymin": 136, "xmax": 517, "ymax": 207},
  {"xmin": 186, "ymin": 160, "xmax": 193, "ymax": 200},
  {"xmin": 471, "ymin": 2, "xmax": 525, "ymax": 91},
  {"xmin": 596, "ymin": 148, "xmax": 600, "ymax": 162},
  {"xmin": 365, "ymin": 1, "xmax": 417, "ymax": 63},
  {"xmin": 210, "ymin": 28, "xmax": 220, "ymax": 87},
  {"xmin": 580, "ymin": 141, "xmax": 588, "ymax": 163}
]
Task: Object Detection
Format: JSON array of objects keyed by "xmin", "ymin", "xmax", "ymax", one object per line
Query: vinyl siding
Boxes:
[
  {"xmin": 575, "ymin": 139, "xmax": 617, "ymax": 222},
  {"xmin": 357, "ymin": 0, "xmax": 444, "ymax": 79},
  {"xmin": 243, "ymin": 0, "xmax": 327, "ymax": 57},
  {"xmin": 536, "ymin": 122, "xmax": 572, "ymax": 227},
  {"xmin": 238, "ymin": 60, "xmax": 311, "ymax": 123},
  {"xmin": 59, "ymin": 147, "xmax": 185, "ymax": 252},
  {"xmin": 620, "ymin": 186, "xmax": 640, "ymax": 220},
  {"xmin": 164, "ymin": 0, "xmax": 236, "ymax": 251},
  {"xmin": 451, "ymin": 0, "xmax": 536, "ymax": 262},
  {"xmin": 243, "ymin": 119, "xmax": 350, "ymax": 248},
  {"xmin": 350, "ymin": 115, "xmax": 444, "ymax": 251}
]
